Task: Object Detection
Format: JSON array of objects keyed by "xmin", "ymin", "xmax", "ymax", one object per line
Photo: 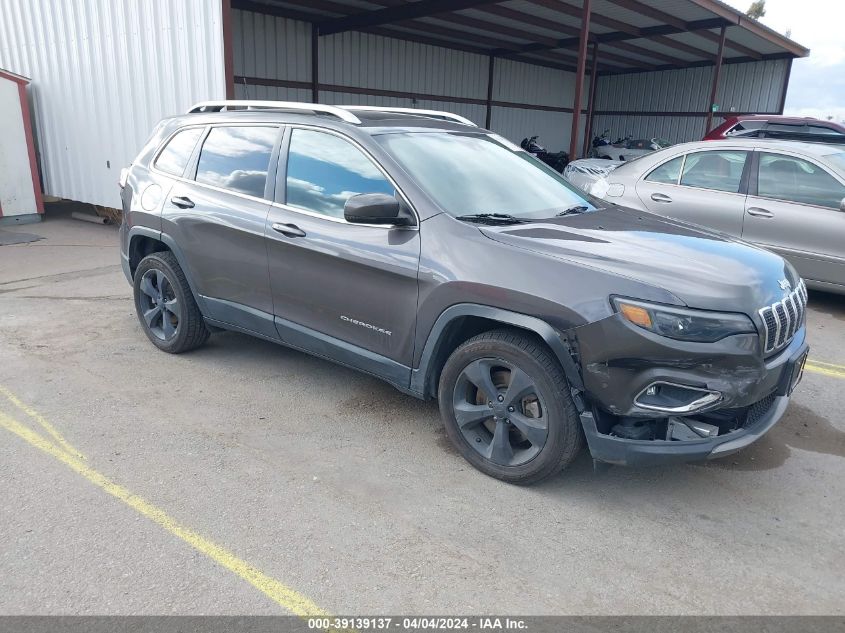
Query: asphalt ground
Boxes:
[{"xmin": 1, "ymin": 208, "xmax": 843, "ymax": 616}]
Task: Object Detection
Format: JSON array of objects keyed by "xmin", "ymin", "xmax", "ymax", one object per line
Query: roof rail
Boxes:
[
  {"xmin": 339, "ymin": 106, "xmax": 477, "ymax": 127},
  {"xmin": 187, "ymin": 100, "xmax": 361, "ymax": 124}
]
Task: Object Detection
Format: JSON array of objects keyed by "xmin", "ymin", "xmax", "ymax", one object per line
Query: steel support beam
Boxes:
[
  {"xmin": 485, "ymin": 55, "xmax": 495, "ymax": 128},
  {"xmin": 222, "ymin": 0, "xmax": 235, "ymax": 98},
  {"xmin": 311, "ymin": 24, "xmax": 319, "ymax": 102},
  {"xmin": 704, "ymin": 25, "xmax": 727, "ymax": 134},
  {"xmin": 582, "ymin": 42, "xmax": 600, "ymax": 158},
  {"xmin": 317, "ymin": 0, "xmax": 503, "ymax": 35},
  {"xmin": 570, "ymin": 0, "xmax": 591, "ymax": 160}
]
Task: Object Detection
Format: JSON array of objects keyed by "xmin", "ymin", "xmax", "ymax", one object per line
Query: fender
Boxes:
[
  {"xmin": 410, "ymin": 304, "xmax": 585, "ymax": 406},
  {"xmin": 125, "ymin": 226, "xmax": 208, "ymax": 314}
]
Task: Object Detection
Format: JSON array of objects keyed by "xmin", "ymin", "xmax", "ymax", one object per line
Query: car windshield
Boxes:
[
  {"xmin": 376, "ymin": 132, "xmax": 597, "ymax": 219},
  {"xmin": 825, "ymin": 151, "xmax": 845, "ymax": 172}
]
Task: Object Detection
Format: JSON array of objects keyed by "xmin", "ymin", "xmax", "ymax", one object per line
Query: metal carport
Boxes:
[
  {"xmin": 0, "ymin": 0, "xmax": 809, "ymax": 210},
  {"xmin": 225, "ymin": 0, "xmax": 808, "ymax": 158}
]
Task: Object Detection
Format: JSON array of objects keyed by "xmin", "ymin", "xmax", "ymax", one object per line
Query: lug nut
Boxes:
[
  {"xmin": 507, "ymin": 406, "xmax": 515, "ymax": 412},
  {"xmin": 497, "ymin": 395, "xmax": 504, "ymax": 402},
  {"xmin": 504, "ymin": 418, "xmax": 510, "ymax": 424},
  {"xmin": 488, "ymin": 401, "xmax": 493, "ymax": 407}
]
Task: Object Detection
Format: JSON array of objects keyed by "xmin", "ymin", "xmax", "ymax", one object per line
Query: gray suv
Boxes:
[{"xmin": 120, "ymin": 101, "xmax": 809, "ymax": 484}]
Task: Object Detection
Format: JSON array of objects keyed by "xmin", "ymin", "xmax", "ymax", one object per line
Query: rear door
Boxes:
[
  {"xmin": 634, "ymin": 149, "xmax": 750, "ymax": 236},
  {"xmin": 161, "ymin": 124, "xmax": 282, "ymax": 337},
  {"xmin": 265, "ymin": 126, "xmax": 421, "ymax": 372},
  {"xmin": 742, "ymin": 150, "xmax": 845, "ymax": 286}
]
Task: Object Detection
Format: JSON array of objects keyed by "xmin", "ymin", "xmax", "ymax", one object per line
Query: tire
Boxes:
[
  {"xmin": 438, "ymin": 329, "xmax": 584, "ymax": 485},
  {"xmin": 133, "ymin": 251, "xmax": 210, "ymax": 353}
]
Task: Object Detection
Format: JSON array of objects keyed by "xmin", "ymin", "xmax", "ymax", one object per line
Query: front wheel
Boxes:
[{"xmin": 438, "ymin": 330, "xmax": 584, "ymax": 485}]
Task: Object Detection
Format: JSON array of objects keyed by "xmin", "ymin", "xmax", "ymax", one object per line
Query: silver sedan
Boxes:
[{"xmin": 592, "ymin": 139, "xmax": 845, "ymax": 294}]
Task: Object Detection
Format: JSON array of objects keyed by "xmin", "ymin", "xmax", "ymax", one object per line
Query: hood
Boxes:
[{"xmin": 480, "ymin": 206, "xmax": 799, "ymax": 314}]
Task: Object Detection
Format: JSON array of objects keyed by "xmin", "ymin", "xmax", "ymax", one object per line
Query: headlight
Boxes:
[{"xmin": 613, "ymin": 298, "xmax": 756, "ymax": 342}]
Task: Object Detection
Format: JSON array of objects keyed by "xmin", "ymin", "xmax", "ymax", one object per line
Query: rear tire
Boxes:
[
  {"xmin": 133, "ymin": 251, "xmax": 209, "ymax": 353},
  {"xmin": 438, "ymin": 329, "xmax": 583, "ymax": 485}
]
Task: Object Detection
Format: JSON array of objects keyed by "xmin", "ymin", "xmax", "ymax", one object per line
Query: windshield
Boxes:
[{"xmin": 376, "ymin": 132, "xmax": 597, "ymax": 219}]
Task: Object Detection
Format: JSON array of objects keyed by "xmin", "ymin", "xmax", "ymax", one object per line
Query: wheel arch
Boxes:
[
  {"xmin": 411, "ymin": 304, "xmax": 584, "ymax": 404},
  {"xmin": 126, "ymin": 227, "xmax": 206, "ymax": 312}
]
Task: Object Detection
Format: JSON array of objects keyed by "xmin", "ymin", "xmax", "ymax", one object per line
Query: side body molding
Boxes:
[{"xmin": 411, "ymin": 304, "xmax": 584, "ymax": 404}]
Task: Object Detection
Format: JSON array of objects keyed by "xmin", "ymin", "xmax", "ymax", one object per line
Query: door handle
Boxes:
[
  {"xmin": 271, "ymin": 222, "xmax": 306, "ymax": 238},
  {"xmin": 651, "ymin": 193, "xmax": 672, "ymax": 203},
  {"xmin": 170, "ymin": 195, "xmax": 195, "ymax": 209},
  {"xmin": 747, "ymin": 207, "xmax": 774, "ymax": 218}
]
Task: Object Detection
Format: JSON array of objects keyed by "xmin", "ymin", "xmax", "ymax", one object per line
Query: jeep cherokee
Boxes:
[{"xmin": 119, "ymin": 101, "xmax": 809, "ymax": 484}]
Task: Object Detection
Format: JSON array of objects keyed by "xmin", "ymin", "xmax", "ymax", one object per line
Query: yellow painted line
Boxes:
[
  {"xmin": 0, "ymin": 410, "xmax": 330, "ymax": 618},
  {"xmin": 807, "ymin": 359, "xmax": 845, "ymax": 371},
  {"xmin": 0, "ymin": 384, "xmax": 85, "ymax": 460},
  {"xmin": 805, "ymin": 361, "xmax": 845, "ymax": 380}
]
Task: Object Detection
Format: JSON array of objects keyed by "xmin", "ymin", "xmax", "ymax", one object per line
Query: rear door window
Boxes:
[
  {"xmin": 645, "ymin": 156, "xmax": 684, "ymax": 184},
  {"xmin": 155, "ymin": 128, "xmax": 204, "ymax": 177},
  {"xmin": 757, "ymin": 153, "xmax": 845, "ymax": 209},
  {"xmin": 195, "ymin": 126, "xmax": 279, "ymax": 199},
  {"xmin": 762, "ymin": 123, "xmax": 807, "ymax": 139},
  {"xmin": 807, "ymin": 125, "xmax": 842, "ymax": 136},
  {"xmin": 680, "ymin": 151, "xmax": 748, "ymax": 193}
]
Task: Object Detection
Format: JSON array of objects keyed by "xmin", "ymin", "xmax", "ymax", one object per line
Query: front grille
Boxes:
[{"xmin": 759, "ymin": 281, "xmax": 807, "ymax": 354}]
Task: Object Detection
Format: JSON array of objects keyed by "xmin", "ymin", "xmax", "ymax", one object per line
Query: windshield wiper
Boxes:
[
  {"xmin": 555, "ymin": 205, "xmax": 589, "ymax": 216},
  {"xmin": 455, "ymin": 213, "xmax": 527, "ymax": 225}
]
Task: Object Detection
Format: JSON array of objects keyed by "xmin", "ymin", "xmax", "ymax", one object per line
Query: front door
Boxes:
[
  {"xmin": 635, "ymin": 149, "xmax": 750, "ymax": 236},
  {"xmin": 742, "ymin": 151, "xmax": 845, "ymax": 287},
  {"xmin": 265, "ymin": 127, "xmax": 421, "ymax": 377}
]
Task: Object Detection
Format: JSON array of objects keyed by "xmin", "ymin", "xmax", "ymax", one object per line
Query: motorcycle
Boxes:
[{"xmin": 520, "ymin": 135, "xmax": 569, "ymax": 173}]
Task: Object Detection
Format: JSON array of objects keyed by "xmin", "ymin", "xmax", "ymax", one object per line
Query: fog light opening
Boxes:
[{"xmin": 635, "ymin": 381, "xmax": 722, "ymax": 414}]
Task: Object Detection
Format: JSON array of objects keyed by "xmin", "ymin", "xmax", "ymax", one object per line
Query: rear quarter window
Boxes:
[{"xmin": 154, "ymin": 128, "xmax": 204, "ymax": 177}]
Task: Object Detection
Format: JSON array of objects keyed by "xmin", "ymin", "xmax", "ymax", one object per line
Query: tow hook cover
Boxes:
[{"xmin": 667, "ymin": 417, "xmax": 719, "ymax": 441}]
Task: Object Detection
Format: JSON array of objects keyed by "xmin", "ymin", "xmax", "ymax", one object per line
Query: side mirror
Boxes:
[
  {"xmin": 344, "ymin": 193, "xmax": 412, "ymax": 226},
  {"xmin": 840, "ymin": 197, "xmax": 845, "ymax": 212}
]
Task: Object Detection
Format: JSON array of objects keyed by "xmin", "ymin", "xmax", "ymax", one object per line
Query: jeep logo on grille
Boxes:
[{"xmin": 778, "ymin": 278, "xmax": 791, "ymax": 291}]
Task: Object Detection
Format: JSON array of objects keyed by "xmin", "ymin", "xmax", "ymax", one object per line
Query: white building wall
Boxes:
[
  {"xmin": 0, "ymin": 77, "xmax": 36, "ymax": 216},
  {"xmin": 592, "ymin": 59, "xmax": 789, "ymax": 145},
  {"xmin": 0, "ymin": 0, "xmax": 226, "ymax": 208}
]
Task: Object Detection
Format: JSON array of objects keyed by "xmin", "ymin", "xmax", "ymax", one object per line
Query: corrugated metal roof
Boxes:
[{"xmin": 243, "ymin": 0, "xmax": 808, "ymax": 75}]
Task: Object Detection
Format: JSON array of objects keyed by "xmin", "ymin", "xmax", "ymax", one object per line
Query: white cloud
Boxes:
[{"xmin": 290, "ymin": 129, "xmax": 384, "ymax": 180}]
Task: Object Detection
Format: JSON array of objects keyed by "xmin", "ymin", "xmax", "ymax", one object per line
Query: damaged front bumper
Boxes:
[{"xmin": 571, "ymin": 312, "xmax": 809, "ymax": 466}]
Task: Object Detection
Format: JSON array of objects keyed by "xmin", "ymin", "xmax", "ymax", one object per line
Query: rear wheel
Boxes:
[
  {"xmin": 438, "ymin": 330, "xmax": 583, "ymax": 484},
  {"xmin": 133, "ymin": 251, "xmax": 209, "ymax": 353}
]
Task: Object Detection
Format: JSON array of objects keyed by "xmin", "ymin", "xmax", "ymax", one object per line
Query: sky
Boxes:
[{"xmin": 724, "ymin": 0, "xmax": 845, "ymax": 122}]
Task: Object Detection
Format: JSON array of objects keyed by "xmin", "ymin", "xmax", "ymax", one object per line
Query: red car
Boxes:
[{"xmin": 704, "ymin": 115, "xmax": 845, "ymax": 144}]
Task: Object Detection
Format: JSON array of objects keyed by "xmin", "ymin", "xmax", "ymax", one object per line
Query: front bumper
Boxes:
[
  {"xmin": 581, "ymin": 392, "xmax": 791, "ymax": 466},
  {"xmin": 573, "ymin": 312, "xmax": 808, "ymax": 466}
]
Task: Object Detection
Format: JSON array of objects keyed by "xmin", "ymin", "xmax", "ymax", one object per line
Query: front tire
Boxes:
[
  {"xmin": 133, "ymin": 251, "xmax": 209, "ymax": 353},
  {"xmin": 438, "ymin": 330, "xmax": 584, "ymax": 485}
]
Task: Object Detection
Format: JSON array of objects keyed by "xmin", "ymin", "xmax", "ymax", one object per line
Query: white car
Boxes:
[{"xmin": 562, "ymin": 158, "xmax": 623, "ymax": 192}]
